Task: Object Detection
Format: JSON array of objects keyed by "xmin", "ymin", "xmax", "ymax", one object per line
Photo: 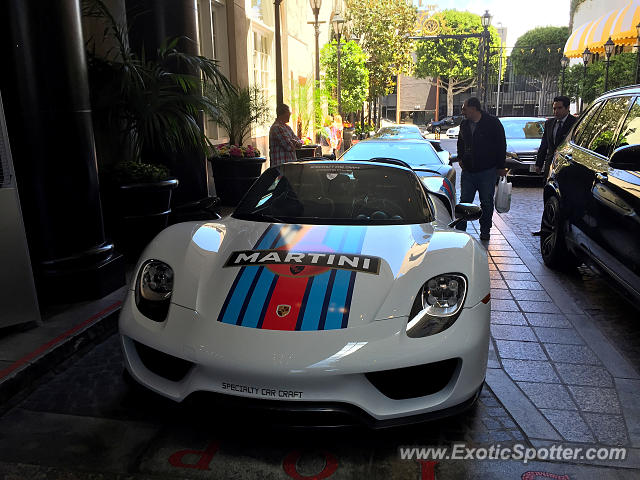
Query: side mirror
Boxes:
[
  {"xmin": 449, "ymin": 153, "xmax": 459, "ymax": 164},
  {"xmin": 448, "ymin": 203, "xmax": 482, "ymax": 228},
  {"xmin": 610, "ymin": 144, "xmax": 640, "ymax": 170}
]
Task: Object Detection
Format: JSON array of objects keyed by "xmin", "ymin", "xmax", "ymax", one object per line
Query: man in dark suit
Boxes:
[{"xmin": 531, "ymin": 95, "xmax": 576, "ymax": 236}]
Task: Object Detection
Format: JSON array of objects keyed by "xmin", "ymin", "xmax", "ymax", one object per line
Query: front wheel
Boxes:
[{"xmin": 539, "ymin": 196, "xmax": 579, "ymax": 270}]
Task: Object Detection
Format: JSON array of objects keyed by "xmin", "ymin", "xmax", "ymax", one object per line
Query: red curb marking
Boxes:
[
  {"xmin": 168, "ymin": 441, "xmax": 220, "ymax": 470},
  {"xmin": 522, "ymin": 472, "xmax": 570, "ymax": 480},
  {"xmin": 0, "ymin": 300, "xmax": 122, "ymax": 380},
  {"xmin": 283, "ymin": 450, "xmax": 339, "ymax": 479},
  {"xmin": 418, "ymin": 460, "xmax": 438, "ymax": 480}
]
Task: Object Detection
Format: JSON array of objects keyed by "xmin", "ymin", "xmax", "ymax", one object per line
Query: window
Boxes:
[
  {"xmin": 251, "ymin": 0, "xmax": 263, "ymax": 21},
  {"xmin": 572, "ymin": 101, "xmax": 603, "ymax": 148},
  {"xmin": 500, "ymin": 119, "xmax": 544, "ymax": 139},
  {"xmin": 614, "ymin": 97, "xmax": 640, "ymax": 151},
  {"xmin": 584, "ymin": 97, "xmax": 632, "ymax": 157},
  {"xmin": 234, "ymin": 163, "xmax": 433, "ymax": 224},
  {"xmin": 250, "ymin": 0, "xmax": 274, "ymax": 26},
  {"xmin": 253, "ymin": 31, "xmax": 270, "ymax": 101}
]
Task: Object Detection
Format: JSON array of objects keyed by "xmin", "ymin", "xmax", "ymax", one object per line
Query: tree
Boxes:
[
  {"xmin": 320, "ymin": 39, "xmax": 369, "ymax": 116},
  {"xmin": 346, "ymin": 0, "xmax": 417, "ymax": 100},
  {"xmin": 414, "ymin": 10, "xmax": 501, "ymax": 116},
  {"xmin": 290, "ymin": 80, "xmax": 321, "ymax": 139},
  {"xmin": 564, "ymin": 53, "xmax": 635, "ymax": 107},
  {"xmin": 511, "ymin": 26, "xmax": 570, "ymax": 116}
]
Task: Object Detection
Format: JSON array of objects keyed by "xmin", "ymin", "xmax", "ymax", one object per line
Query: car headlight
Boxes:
[
  {"xmin": 406, "ymin": 274, "xmax": 467, "ymax": 338},
  {"xmin": 135, "ymin": 259, "xmax": 173, "ymax": 322}
]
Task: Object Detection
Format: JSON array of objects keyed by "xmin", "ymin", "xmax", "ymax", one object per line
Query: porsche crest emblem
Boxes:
[
  {"xmin": 277, "ymin": 304, "xmax": 291, "ymax": 317},
  {"xmin": 290, "ymin": 265, "xmax": 305, "ymax": 275}
]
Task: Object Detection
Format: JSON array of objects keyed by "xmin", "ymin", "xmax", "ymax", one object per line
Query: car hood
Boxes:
[
  {"xmin": 137, "ymin": 218, "xmax": 488, "ymax": 331},
  {"xmin": 409, "ymin": 163, "xmax": 450, "ymax": 176},
  {"xmin": 506, "ymin": 138, "xmax": 541, "ymax": 154}
]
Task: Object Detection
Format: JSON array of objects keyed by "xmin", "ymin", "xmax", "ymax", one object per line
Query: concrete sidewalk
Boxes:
[{"xmin": 0, "ymin": 286, "xmax": 127, "ymax": 408}]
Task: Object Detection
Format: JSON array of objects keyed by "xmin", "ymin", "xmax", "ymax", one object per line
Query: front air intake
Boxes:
[
  {"xmin": 133, "ymin": 341, "xmax": 194, "ymax": 381},
  {"xmin": 365, "ymin": 358, "xmax": 460, "ymax": 400}
]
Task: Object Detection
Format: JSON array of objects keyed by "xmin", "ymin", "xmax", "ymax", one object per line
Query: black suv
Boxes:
[{"xmin": 540, "ymin": 86, "xmax": 640, "ymax": 301}]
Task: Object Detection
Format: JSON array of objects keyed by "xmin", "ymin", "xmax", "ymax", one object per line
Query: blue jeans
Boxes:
[{"xmin": 456, "ymin": 167, "xmax": 497, "ymax": 234}]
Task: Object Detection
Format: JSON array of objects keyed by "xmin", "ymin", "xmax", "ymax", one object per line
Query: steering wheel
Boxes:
[{"xmin": 354, "ymin": 197, "xmax": 404, "ymax": 220}]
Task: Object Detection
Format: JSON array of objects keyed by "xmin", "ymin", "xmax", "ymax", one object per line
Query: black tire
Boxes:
[{"xmin": 540, "ymin": 196, "xmax": 579, "ymax": 270}]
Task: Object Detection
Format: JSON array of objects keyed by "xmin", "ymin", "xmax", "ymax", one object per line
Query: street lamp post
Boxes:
[
  {"xmin": 309, "ymin": 0, "xmax": 322, "ymax": 87},
  {"xmin": 481, "ymin": 10, "xmax": 492, "ymax": 110},
  {"xmin": 308, "ymin": 0, "xmax": 324, "ymax": 143},
  {"xmin": 560, "ymin": 55, "xmax": 569, "ymax": 96},
  {"xmin": 636, "ymin": 23, "xmax": 640, "ymax": 84},
  {"xmin": 604, "ymin": 37, "xmax": 615, "ymax": 92},
  {"xmin": 274, "ymin": 0, "xmax": 283, "ymax": 106},
  {"xmin": 581, "ymin": 47, "xmax": 592, "ymax": 113},
  {"xmin": 332, "ymin": 12, "xmax": 345, "ymax": 116}
]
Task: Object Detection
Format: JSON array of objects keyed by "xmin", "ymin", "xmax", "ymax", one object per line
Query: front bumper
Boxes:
[
  {"xmin": 119, "ymin": 291, "xmax": 490, "ymax": 424},
  {"xmin": 505, "ymin": 156, "xmax": 542, "ymax": 177}
]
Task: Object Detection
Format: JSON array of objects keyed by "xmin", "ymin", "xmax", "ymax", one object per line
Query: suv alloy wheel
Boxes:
[{"xmin": 540, "ymin": 196, "xmax": 579, "ymax": 270}]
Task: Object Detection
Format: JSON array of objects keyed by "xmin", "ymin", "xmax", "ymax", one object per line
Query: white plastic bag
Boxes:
[{"xmin": 495, "ymin": 175, "xmax": 512, "ymax": 213}]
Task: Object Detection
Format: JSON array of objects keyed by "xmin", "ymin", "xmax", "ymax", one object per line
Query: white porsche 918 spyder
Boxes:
[{"xmin": 119, "ymin": 161, "xmax": 491, "ymax": 427}]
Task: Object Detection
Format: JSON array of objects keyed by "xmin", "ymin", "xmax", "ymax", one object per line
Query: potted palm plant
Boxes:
[
  {"xmin": 205, "ymin": 85, "xmax": 270, "ymax": 206},
  {"xmin": 83, "ymin": 0, "xmax": 231, "ymax": 254}
]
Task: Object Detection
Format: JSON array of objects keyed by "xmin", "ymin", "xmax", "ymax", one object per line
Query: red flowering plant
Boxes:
[{"xmin": 210, "ymin": 143, "xmax": 261, "ymax": 159}]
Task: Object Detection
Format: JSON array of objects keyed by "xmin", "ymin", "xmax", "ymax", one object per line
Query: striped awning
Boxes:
[{"xmin": 565, "ymin": 0, "xmax": 640, "ymax": 58}]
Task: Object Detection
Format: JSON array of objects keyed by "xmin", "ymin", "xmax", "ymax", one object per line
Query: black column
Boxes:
[
  {"xmin": 126, "ymin": 0, "xmax": 209, "ymax": 207},
  {"xmin": 0, "ymin": 0, "xmax": 124, "ymax": 304}
]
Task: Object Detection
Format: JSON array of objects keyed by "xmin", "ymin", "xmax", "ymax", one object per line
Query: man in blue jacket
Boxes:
[{"xmin": 456, "ymin": 97, "xmax": 508, "ymax": 241}]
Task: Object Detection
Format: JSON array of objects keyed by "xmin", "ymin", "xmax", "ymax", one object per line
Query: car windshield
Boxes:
[
  {"xmin": 373, "ymin": 126, "xmax": 423, "ymax": 139},
  {"xmin": 341, "ymin": 141, "xmax": 443, "ymax": 168},
  {"xmin": 233, "ymin": 163, "xmax": 432, "ymax": 225},
  {"xmin": 500, "ymin": 118, "xmax": 545, "ymax": 139}
]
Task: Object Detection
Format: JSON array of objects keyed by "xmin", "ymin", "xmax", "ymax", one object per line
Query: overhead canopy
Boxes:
[{"xmin": 565, "ymin": 0, "xmax": 640, "ymax": 58}]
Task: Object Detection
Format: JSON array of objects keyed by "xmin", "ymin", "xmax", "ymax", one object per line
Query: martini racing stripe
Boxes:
[
  {"xmin": 441, "ymin": 177, "xmax": 454, "ymax": 201},
  {"xmin": 297, "ymin": 226, "xmax": 346, "ymax": 331},
  {"xmin": 236, "ymin": 234, "xmax": 288, "ymax": 328},
  {"xmin": 218, "ymin": 225, "xmax": 369, "ymax": 330},
  {"xmin": 323, "ymin": 226, "xmax": 367, "ymax": 330},
  {"xmin": 260, "ymin": 274, "xmax": 310, "ymax": 330},
  {"xmin": 218, "ymin": 224, "xmax": 282, "ymax": 325}
]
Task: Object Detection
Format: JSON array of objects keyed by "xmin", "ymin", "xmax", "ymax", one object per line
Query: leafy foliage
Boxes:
[
  {"xmin": 511, "ymin": 27, "xmax": 569, "ymax": 77},
  {"xmin": 511, "ymin": 26, "xmax": 570, "ymax": 115},
  {"xmin": 346, "ymin": 0, "xmax": 417, "ymax": 98},
  {"xmin": 563, "ymin": 53, "xmax": 636, "ymax": 105},
  {"xmin": 205, "ymin": 85, "xmax": 270, "ymax": 147},
  {"xmin": 82, "ymin": 0, "xmax": 232, "ymax": 183},
  {"xmin": 105, "ymin": 161, "xmax": 171, "ymax": 184},
  {"xmin": 414, "ymin": 10, "xmax": 501, "ymax": 116},
  {"xmin": 320, "ymin": 40, "xmax": 369, "ymax": 115},
  {"xmin": 290, "ymin": 80, "xmax": 318, "ymax": 139}
]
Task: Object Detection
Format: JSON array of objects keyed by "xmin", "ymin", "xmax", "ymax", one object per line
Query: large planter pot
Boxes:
[
  {"xmin": 102, "ymin": 178, "xmax": 178, "ymax": 257},
  {"xmin": 210, "ymin": 156, "xmax": 266, "ymax": 206}
]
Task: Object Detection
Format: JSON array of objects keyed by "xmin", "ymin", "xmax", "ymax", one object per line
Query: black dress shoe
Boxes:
[{"xmin": 531, "ymin": 230, "xmax": 541, "ymax": 236}]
